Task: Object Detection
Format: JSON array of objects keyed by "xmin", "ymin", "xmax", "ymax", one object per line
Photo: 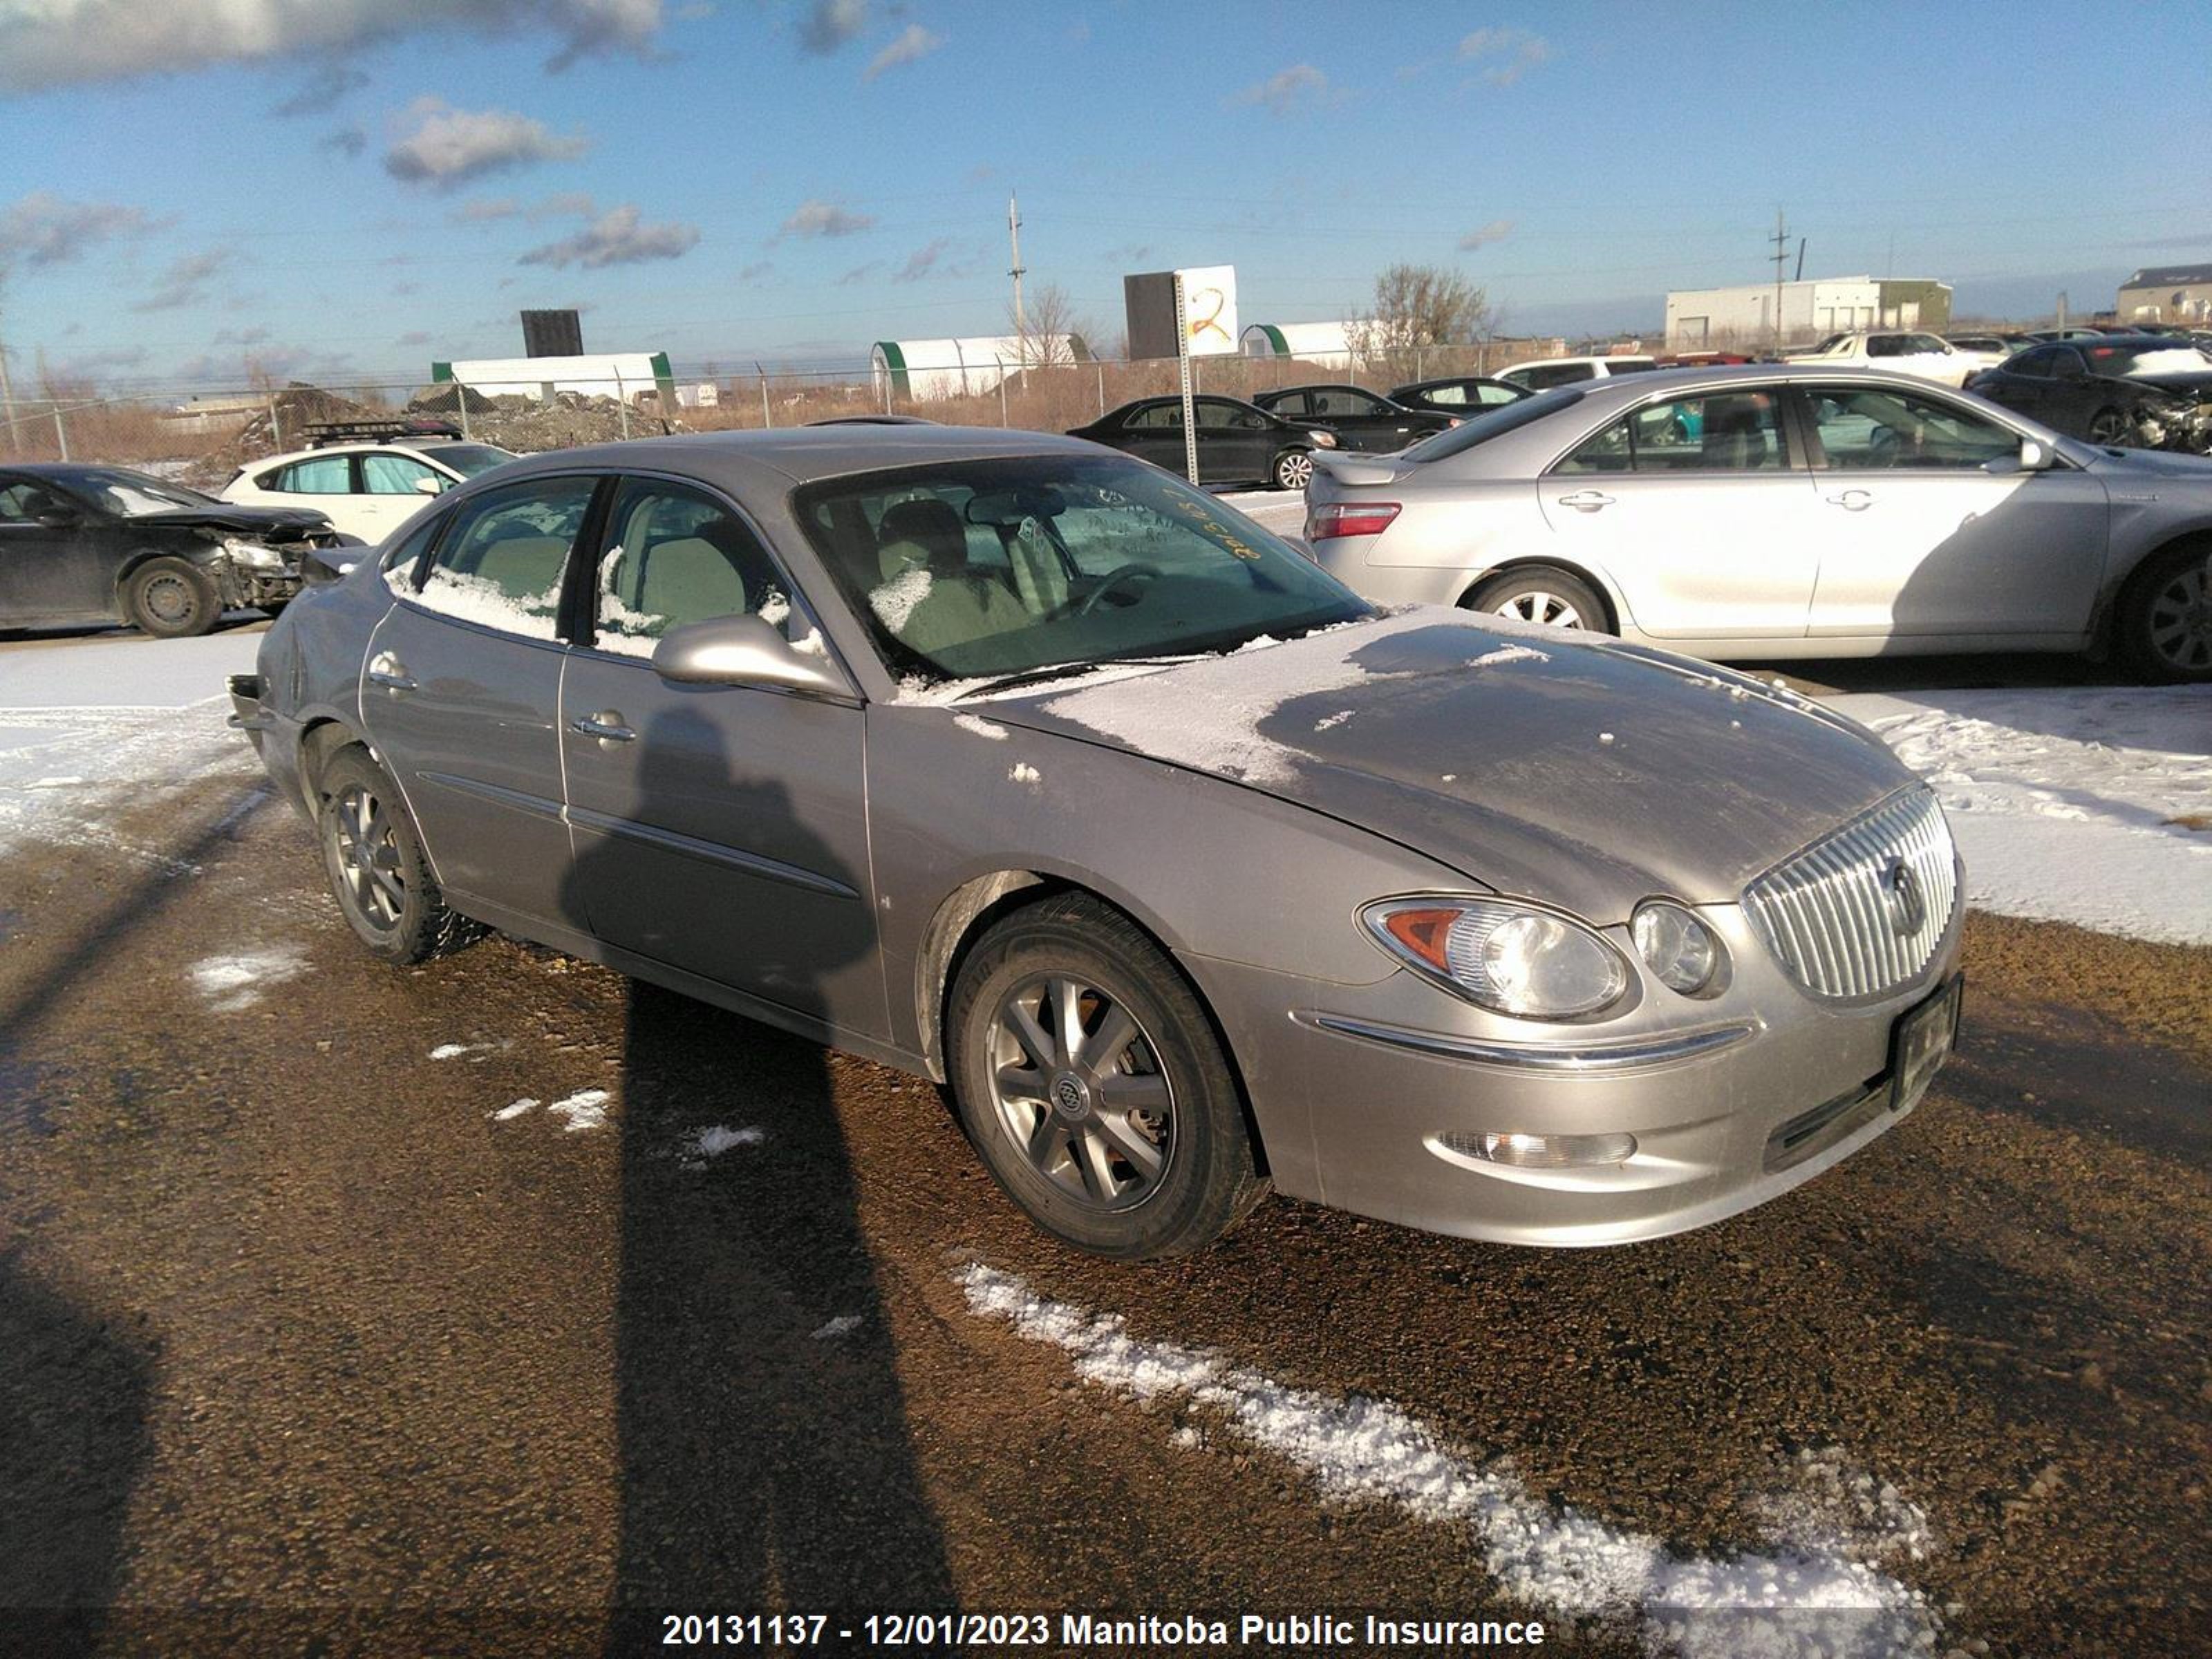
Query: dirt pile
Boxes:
[
  {"xmin": 181, "ymin": 383, "xmax": 389, "ymax": 486},
  {"xmin": 406, "ymin": 386, "xmax": 684, "ymax": 451}
]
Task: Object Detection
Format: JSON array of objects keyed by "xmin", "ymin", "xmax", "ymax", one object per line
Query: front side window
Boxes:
[
  {"xmin": 275, "ymin": 456, "xmax": 355, "ymax": 494},
  {"xmin": 1195, "ymin": 400, "xmax": 1259, "ymax": 430},
  {"xmin": 1805, "ymin": 386, "xmax": 2016, "ymax": 470},
  {"xmin": 362, "ymin": 453, "xmax": 442, "ymax": 494},
  {"xmin": 0, "ymin": 480, "xmax": 36, "ymax": 522},
  {"xmin": 1865, "ymin": 335, "xmax": 1904, "ymax": 358},
  {"xmin": 794, "ymin": 453, "xmax": 1367, "ymax": 686},
  {"xmin": 1418, "ymin": 383, "xmax": 1468, "ymax": 406},
  {"xmin": 411, "ymin": 476, "xmax": 595, "ymax": 639},
  {"xmin": 591, "ymin": 480, "xmax": 791, "ymax": 659}
]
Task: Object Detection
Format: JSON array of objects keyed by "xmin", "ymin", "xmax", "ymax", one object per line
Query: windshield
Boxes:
[
  {"xmin": 1400, "ymin": 386, "xmax": 1584, "ymax": 463},
  {"xmin": 64, "ymin": 469, "xmax": 219, "ymax": 516},
  {"xmin": 792, "ymin": 453, "xmax": 1369, "ymax": 690},
  {"xmin": 2084, "ymin": 341, "xmax": 2212, "ymax": 379},
  {"xmin": 422, "ymin": 442, "xmax": 518, "ymax": 478}
]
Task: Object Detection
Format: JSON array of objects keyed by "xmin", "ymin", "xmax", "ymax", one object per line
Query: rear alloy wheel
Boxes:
[
  {"xmin": 2119, "ymin": 544, "xmax": 2212, "ymax": 683},
  {"xmin": 124, "ymin": 556, "xmax": 221, "ymax": 638},
  {"xmin": 2086, "ymin": 406, "xmax": 2130, "ymax": 446},
  {"xmin": 948, "ymin": 894, "xmax": 1266, "ymax": 1258},
  {"xmin": 1273, "ymin": 449, "xmax": 1315, "ymax": 491},
  {"xmin": 1467, "ymin": 565, "xmax": 1607, "ymax": 632},
  {"xmin": 316, "ymin": 748, "xmax": 482, "ymax": 964}
]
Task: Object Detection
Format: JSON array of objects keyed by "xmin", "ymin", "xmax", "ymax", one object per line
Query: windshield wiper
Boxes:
[{"xmin": 952, "ymin": 650, "xmax": 1208, "ymax": 702}]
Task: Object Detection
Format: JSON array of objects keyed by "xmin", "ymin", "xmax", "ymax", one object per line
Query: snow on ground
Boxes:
[
  {"xmin": 961, "ymin": 1262, "xmax": 1944, "ymax": 1659},
  {"xmin": 0, "ymin": 629, "xmax": 267, "ymax": 863},
  {"xmin": 1832, "ymin": 686, "xmax": 2212, "ymax": 947},
  {"xmin": 189, "ymin": 945, "xmax": 310, "ymax": 1012}
]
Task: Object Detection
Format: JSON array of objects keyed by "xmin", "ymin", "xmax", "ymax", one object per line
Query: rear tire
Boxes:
[
  {"xmin": 1466, "ymin": 565, "xmax": 1609, "ymax": 632},
  {"xmin": 2116, "ymin": 542, "xmax": 2212, "ymax": 683},
  {"xmin": 316, "ymin": 748, "xmax": 484, "ymax": 964},
  {"xmin": 946, "ymin": 893, "xmax": 1267, "ymax": 1259},
  {"xmin": 123, "ymin": 556, "xmax": 221, "ymax": 638}
]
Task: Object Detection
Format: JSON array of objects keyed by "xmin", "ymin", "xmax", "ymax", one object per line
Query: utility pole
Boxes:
[
  {"xmin": 1007, "ymin": 191, "xmax": 1027, "ymax": 364},
  {"xmin": 1769, "ymin": 209, "xmax": 1790, "ymax": 351},
  {"xmin": 0, "ymin": 330, "xmax": 17, "ymax": 455}
]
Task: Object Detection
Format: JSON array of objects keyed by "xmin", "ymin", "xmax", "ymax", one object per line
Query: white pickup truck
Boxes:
[{"xmin": 1781, "ymin": 330, "xmax": 1989, "ymax": 386}]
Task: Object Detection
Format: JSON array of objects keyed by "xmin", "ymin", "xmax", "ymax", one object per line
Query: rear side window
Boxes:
[
  {"xmin": 273, "ymin": 456, "xmax": 353, "ymax": 493},
  {"xmin": 362, "ymin": 453, "xmax": 442, "ymax": 495},
  {"xmin": 411, "ymin": 476, "xmax": 596, "ymax": 640},
  {"xmin": 1555, "ymin": 392, "xmax": 1786, "ymax": 474}
]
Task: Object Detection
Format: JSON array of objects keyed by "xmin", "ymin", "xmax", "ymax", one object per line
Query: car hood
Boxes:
[
  {"xmin": 131, "ymin": 504, "xmax": 335, "ymax": 536},
  {"xmin": 2086, "ymin": 444, "xmax": 2212, "ymax": 478},
  {"xmin": 2126, "ymin": 372, "xmax": 2212, "ymax": 400},
  {"xmin": 984, "ymin": 610, "xmax": 1915, "ymax": 921}
]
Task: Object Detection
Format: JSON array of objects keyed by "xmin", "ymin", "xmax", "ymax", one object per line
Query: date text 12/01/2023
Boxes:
[{"xmin": 656, "ymin": 1613, "xmax": 1549, "ymax": 1647}]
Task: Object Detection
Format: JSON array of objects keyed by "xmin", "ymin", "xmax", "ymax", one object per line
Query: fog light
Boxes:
[{"xmin": 1442, "ymin": 1130, "xmax": 1638, "ymax": 1168}]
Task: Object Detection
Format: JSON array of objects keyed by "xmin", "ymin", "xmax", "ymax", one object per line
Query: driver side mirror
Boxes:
[
  {"xmin": 1987, "ymin": 435, "xmax": 2056, "ymax": 475},
  {"xmin": 650, "ymin": 612, "xmax": 845, "ymax": 695},
  {"xmin": 413, "ymin": 476, "xmax": 444, "ymax": 496}
]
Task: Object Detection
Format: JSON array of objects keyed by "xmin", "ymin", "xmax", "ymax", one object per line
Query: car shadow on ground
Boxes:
[{"xmin": 563, "ymin": 707, "xmax": 956, "ymax": 1648}]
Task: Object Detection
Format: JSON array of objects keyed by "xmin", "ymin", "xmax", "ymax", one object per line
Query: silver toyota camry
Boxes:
[
  {"xmin": 232, "ymin": 426, "xmax": 1963, "ymax": 1259},
  {"xmin": 1305, "ymin": 364, "xmax": 2212, "ymax": 682}
]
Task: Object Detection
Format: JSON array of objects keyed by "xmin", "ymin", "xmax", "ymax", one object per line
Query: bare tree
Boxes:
[
  {"xmin": 1347, "ymin": 263, "xmax": 1494, "ymax": 380},
  {"xmin": 1007, "ymin": 281, "xmax": 1094, "ymax": 369}
]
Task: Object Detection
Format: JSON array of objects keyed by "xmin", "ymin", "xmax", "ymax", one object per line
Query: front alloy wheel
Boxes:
[
  {"xmin": 1273, "ymin": 449, "xmax": 1315, "ymax": 491},
  {"xmin": 2128, "ymin": 549, "xmax": 2212, "ymax": 681},
  {"xmin": 986, "ymin": 973, "xmax": 1174, "ymax": 1211},
  {"xmin": 2086, "ymin": 406, "xmax": 2130, "ymax": 446}
]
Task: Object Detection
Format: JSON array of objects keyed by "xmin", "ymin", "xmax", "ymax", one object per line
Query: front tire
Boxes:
[
  {"xmin": 123, "ymin": 556, "xmax": 221, "ymax": 638},
  {"xmin": 946, "ymin": 894, "xmax": 1267, "ymax": 1259},
  {"xmin": 316, "ymin": 748, "xmax": 484, "ymax": 964},
  {"xmin": 2086, "ymin": 406, "xmax": 2129, "ymax": 446},
  {"xmin": 1466, "ymin": 565, "xmax": 1608, "ymax": 632},
  {"xmin": 2117, "ymin": 543, "xmax": 2212, "ymax": 683},
  {"xmin": 1272, "ymin": 449, "xmax": 1315, "ymax": 491}
]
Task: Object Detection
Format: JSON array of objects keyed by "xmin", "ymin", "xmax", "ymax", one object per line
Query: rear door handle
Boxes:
[
  {"xmin": 1826, "ymin": 489, "xmax": 1874, "ymax": 512},
  {"xmin": 569, "ymin": 712, "xmax": 636, "ymax": 743},
  {"xmin": 1557, "ymin": 490, "xmax": 1615, "ymax": 512},
  {"xmin": 366, "ymin": 653, "xmax": 416, "ymax": 692}
]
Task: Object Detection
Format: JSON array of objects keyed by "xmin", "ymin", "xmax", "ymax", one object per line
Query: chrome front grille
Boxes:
[{"xmin": 1743, "ymin": 788, "xmax": 1959, "ymax": 1004}]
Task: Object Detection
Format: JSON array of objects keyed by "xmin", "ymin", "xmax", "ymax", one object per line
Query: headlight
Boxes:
[
  {"xmin": 1631, "ymin": 901, "xmax": 1725, "ymax": 995},
  {"xmin": 1309, "ymin": 429, "xmax": 1338, "ymax": 448},
  {"xmin": 221, "ymin": 536, "xmax": 285, "ymax": 570},
  {"xmin": 1362, "ymin": 897, "xmax": 1631, "ymax": 1020}
]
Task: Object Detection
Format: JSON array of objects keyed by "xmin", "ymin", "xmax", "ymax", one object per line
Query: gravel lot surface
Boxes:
[{"xmin": 1, "ymin": 620, "xmax": 2206, "ymax": 1659}]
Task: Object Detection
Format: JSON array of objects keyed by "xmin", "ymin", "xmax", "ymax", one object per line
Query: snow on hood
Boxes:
[{"xmin": 1009, "ymin": 608, "xmax": 1913, "ymax": 917}]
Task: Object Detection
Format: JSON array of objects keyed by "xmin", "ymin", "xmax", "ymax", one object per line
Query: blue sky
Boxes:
[{"xmin": 1, "ymin": 0, "xmax": 2208, "ymax": 393}]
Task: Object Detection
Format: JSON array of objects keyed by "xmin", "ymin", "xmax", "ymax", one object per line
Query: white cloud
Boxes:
[
  {"xmin": 780, "ymin": 198, "xmax": 874, "ymax": 238},
  {"xmin": 1458, "ymin": 218, "xmax": 1514, "ymax": 250},
  {"xmin": 0, "ymin": 191, "xmax": 149, "ymax": 270},
  {"xmin": 384, "ymin": 97, "xmax": 588, "ymax": 189},
  {"xmin": 1459, "ymin": 26, "xmax": 1553, "ymax": 86},
  {"xmin": 0, "ymin": 0, "xmax": 669, "ymax": 91},
  {"xmin": 518, "ymin": 203, "xmax": 698, "ymax": 268},
  {"xmin": 863, "ymin": 23, "xmax": 943, "ymax": 79},
  {"xmin": 132, "ymin": 249, "xmax": 230, "ymax": 312},
  {"xmin": 796, "ymin": 0, "xmax": 868, "ymax": 54},
  {"xmin": 1234, "ymin": 63, "xmax": 1329, "ymax": 115}
]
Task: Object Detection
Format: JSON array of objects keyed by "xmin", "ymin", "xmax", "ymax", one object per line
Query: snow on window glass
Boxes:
[{"xmin": 413, "ymin": 477, "xmax": 592, "ymax": 641}]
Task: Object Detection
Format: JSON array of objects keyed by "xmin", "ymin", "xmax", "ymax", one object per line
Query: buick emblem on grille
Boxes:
[{"xmin": 1880, "ymin": 856, "xmax": 1926, "ymax": 935}]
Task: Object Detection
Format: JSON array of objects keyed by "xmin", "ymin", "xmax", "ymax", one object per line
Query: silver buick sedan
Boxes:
[
  {"xmin": 1305, "ymin": 364, "xmax": 2212, "ymax": 682},
  {"xmin": 232, "ymin": 427, "xmax": 1962, "ymax": 1259}
]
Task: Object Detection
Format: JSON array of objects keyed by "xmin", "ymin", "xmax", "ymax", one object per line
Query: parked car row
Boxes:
[{"xmin": 232, "ymin": 422, "xmax": 1969, "ymax": 1258}]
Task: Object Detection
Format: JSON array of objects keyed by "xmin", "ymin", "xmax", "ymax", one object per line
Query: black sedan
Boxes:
[
  {"xmin": 1385, "ymin": 375, "xmax": 1533, "ymax": 420},
  {"xmin": 1970, "ymin": 335, "xmax": 2212, "ymax": 452},
  {"xmin": 1065, "ymin": 395, "xmax": 1336, "ymax": 490},
  {"xmin": 1251, "ymin": 383, "xmax": 1451, "ymax": 452},
  {"xmin": 0, "ymin": 464, "xmax": 345, "ymax": 637}
]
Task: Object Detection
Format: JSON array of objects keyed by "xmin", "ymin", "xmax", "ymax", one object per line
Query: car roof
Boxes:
[
  {"xmin": 2, "ymin": 462, "xmax": 157, "ymax": 481},
  {"xmin": 487, "ymin": 423, "xmax": 1107, "ymax": 488}
]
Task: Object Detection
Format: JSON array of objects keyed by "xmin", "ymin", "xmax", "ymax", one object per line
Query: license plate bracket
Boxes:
[{"xmin": 1890, "ymin": 974, "xmax": 1962, "ymax": 1116}]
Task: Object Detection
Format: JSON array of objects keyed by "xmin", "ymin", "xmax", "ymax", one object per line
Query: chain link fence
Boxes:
[{"xmin": 0, "ymin": 342, "xmax": 1544, "ymax": 484}]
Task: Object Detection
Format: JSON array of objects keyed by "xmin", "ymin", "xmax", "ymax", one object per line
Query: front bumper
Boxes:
[{"xmin": 1180, "ymin": 903, "xmax": 1962, "ymax": 1248}]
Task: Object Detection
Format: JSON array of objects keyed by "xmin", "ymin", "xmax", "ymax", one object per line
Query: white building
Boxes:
[
  {"xmin": 870, "ymin": 337, "xmax": 1087, "ymax": 402},
  {"xmin": 431, "ymin": 352, "xmax": 674, "ymax": 403},
  {"xmin": 1239, "ymin": 321, "xmax": 1379, "ymax": 366},
  {"xmin": 1665, "ymin": 277, "xmax": 1952, "ymax": 349}
]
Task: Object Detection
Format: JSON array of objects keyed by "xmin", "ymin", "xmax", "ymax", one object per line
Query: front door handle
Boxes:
[
  {"xmin": 1557, "ymin": 489, "xmax": 1615, "ymax": 512},
  {"xmin": 1826, "ymin": 489, "xmax": 1874, "ymax": 512},
  {"xmin": 569, "ymin": 711, "xmax": 636, "ymax": 743},
  {"xmin": 366, "ymin": 653, "xmax": 416, "ymax": 692}
]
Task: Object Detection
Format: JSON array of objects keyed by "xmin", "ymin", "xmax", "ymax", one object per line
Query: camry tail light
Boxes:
[{"xmin": 1306, "ymin": 501, "xmax": 1402, "ymax": 542}]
